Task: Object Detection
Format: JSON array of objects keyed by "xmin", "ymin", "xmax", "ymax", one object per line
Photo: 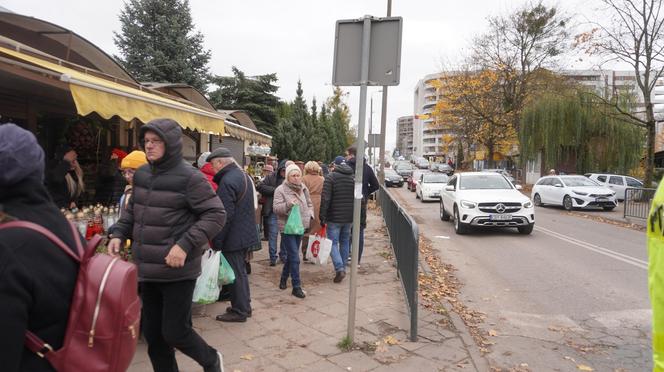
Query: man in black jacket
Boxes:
[
  {"xmin": 207, "ymin": 148, "xmax": 258, "ymax": 322},
  {"xmin": 107, "ymin": 118, "xmax": 226, "ymax": 372},
  {"xmin": 320, "ymin": 156, "xmax": 355, "ymax": 283},
  {"xmin": 0, "ymin": 124, "xmax": 83, "ymax": 372},
  {"xmin": 346, "ymin": 145, "xmax": 380, "ymax": 266},
  {"xmin": 257, "ymin": 159, "xmax": 288, "ymax": 265}
]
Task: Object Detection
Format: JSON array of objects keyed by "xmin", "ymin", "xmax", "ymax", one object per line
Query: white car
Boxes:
[
  {"xmin": 585, "ymin": 173, "xmax": 643, "ymax": 201},
  {"xmin": 532, "ymin": 175, "xmax": 617, "ymax": 211},
  {"xmin": 416, "ymin": 173, "xmax": 449, "ymax": 202},
  {"xmin": 439, "ymin": 172, "xmax": 535, "ymax": 235}
]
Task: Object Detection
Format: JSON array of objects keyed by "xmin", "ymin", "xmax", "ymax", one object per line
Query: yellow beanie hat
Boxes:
[{"xmin": 121, "ymin": 150, "xmax": 148, "ymax": 170}]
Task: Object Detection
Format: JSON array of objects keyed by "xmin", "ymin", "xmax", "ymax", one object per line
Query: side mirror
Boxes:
[
  {"xmin": 445, "ymin": 185, "xmax": 455, "ymax": 192},
  {"xmin": 554, "ymin": 183, "xmax": 563, "ymax": 188},
  {"xmin": 515, "ymin": 184, "xmax": 523, "ymax": 190}
]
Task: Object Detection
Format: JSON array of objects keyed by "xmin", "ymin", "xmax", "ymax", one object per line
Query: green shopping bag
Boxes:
[
  {"xmin": 284, "ymin": 204, "xmax": 305, "ymax": 235},
  {"xmin": 218, "ymin": 252, "xmax": 236, "ymax": 285}
]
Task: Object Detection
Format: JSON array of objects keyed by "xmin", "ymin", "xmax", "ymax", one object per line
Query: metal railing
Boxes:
[
  {"xmin": 378, "ymin": 186, "xmax": 419, "ymax": 341},
  {"xmin": 624, "ymin": 187, "xmax": 656, "ymax": 219}
]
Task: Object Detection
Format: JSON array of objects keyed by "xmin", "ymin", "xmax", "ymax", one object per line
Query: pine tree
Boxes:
[
  {"xmin": 113, "ymin": 0, "xmax": 211, "ymax": 92},
  {"xmin": 208, "ymin": 67, "xmax": 281, "ymax": 134},
  {"xmin": 272, "ymin": 118, "xmax": 298, "ymax": 160}
]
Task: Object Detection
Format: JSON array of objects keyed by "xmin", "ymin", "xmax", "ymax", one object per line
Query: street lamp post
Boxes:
[{"xmin": 370, "ymin": 89, "xmax": 383, "ymax": 167}]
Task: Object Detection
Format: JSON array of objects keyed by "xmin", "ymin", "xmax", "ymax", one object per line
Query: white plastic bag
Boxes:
[
  {"xmin": 306, "ymin": 227, "xmax": 333, "ymax": 265},
  {"xmin": 192, "ymin": 249, "xmax": 221, "ymax": 304}
]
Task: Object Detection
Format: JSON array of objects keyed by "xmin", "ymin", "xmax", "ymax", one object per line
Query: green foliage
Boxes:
[
  {"xmin": 208, "ymin": 67, "xmax": 281, "ymax": 134},
  {"xmin": 520, "ymin": 91, "xmax": 645, "ymax": 174},
  {"xmin": 337, "ymin": 336, "xmax": 354, "ymax": 352},
  {"xmin": 272, "ymin": 83, "xmax": 352, "ymax": 163},
  {"xmin": 113, "ymin": 0, "xmax": 211, "ymax": 92}
]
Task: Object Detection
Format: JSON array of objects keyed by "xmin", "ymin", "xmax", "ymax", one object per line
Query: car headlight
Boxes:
[
  {"xmin": 572, "ymin": 190, "xmax": 588, "ymax": 196},
  {"xmin": 523, "ymin": 201, "xmax": 533, "ymax": 208},
  {"xmin": 460, "ymin": 200, "xmax": 476, "ymax": 209}
]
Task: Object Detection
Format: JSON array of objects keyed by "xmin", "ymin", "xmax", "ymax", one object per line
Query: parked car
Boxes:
[
  {"xmin": 384, "ymin": 168, "xmax": 404, "ymax": 187},
  {"xmin": 532, "ymin": 175, "xmax": 617, "ymax": 211},
  {"xmin": 416, "ymin": 173, "xmax": 449, "ymax": 202},
  {"xmin": 415, "ymin": 158, "xmax": 429, "ymax": 169},
  {"xmin": 440, "ymin": 172, "xmax": 535, "ymax": 235},
  {"xmin": 407, "ymin": 170, "xmax": 429, "ymax": 192},
  {"xmin": 585, "ymin": 173, "xmax": 643, "ymax": 201},
  {"xmin": 436, "ymin": 163, "xmax": 455, "ymax": 175},
  {"xmin": 394, "ymin": 162, "xmax": 416, "ymax": 181}
]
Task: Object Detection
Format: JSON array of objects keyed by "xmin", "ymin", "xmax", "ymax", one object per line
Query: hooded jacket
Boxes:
[
  {"xmin": 319, "ymin": 163, "xmax": 355, "ymax": 224},
  {"xmin": 108, "ymin": 119, "xmax": 226, "ymax": 282},
  {"xmin": 211, "ymin": 162, "xmax": 259, "ymax": 252},
  {"xmin": 200, "ymin": 162, "xmax": 218, "ymax": 191},
  {"xmin": 256, "ymin": 160, "xmax": 287, "ymax": 216}
]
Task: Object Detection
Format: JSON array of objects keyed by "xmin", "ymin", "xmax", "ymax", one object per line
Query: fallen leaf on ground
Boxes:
[
  {"xmin": 564, "ymin": 356, "xmax": 576, "ymax": 362},
  {"xmin": 383, "ymin": 336, "xmax": 399, "ymax": 345},
  {"xmin": 577, "ymin": 365, "xmax": 594, "ymax": 371},
  {"xmin": 488, "ymin": 329, "xmax": 498, "ymax": 337},
  {"xmin": 240, "ymin": 354, "xmax": 254, "ymax": 361}
]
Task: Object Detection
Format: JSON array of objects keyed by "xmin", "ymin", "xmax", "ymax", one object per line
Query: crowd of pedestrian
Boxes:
[{"xmin": 0, "ymin": 117, "xmax": 379, "ymax": 372}]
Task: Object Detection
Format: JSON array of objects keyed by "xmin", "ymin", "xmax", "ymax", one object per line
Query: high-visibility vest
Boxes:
[{"xmin": 648, "ymin": 182, "xmax": 664, "ymax": 371}]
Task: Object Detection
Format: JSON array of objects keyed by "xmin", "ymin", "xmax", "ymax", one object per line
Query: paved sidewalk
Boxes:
[{"xmin": 128, "ymin": 208, "xmax": 485, "ymax": 371}]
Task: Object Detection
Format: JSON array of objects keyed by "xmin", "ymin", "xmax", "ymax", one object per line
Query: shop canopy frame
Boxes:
[{"xmin": 0, "ymin": 44, "xmax": 226, "ymax": 135}]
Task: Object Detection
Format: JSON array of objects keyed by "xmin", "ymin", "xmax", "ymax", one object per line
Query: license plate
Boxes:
[
  {"xmin": 596, "ymin": 197, "xmax": 608, "ymax": 202},
  {"xmin": 490, "ymin": 214, "xmax": 512, "ymax": 221},
  {"xmin": 432, "ymin": 192, "xmax": 440, "ymax": 196}
]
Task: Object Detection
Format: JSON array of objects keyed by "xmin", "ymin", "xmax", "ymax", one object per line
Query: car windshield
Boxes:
[
  {"xmin": 562, "ymin": 177, "xmax": 598, "ymax": 187},
  {"xmin": 459, "ymin": 174, "xmax": 513, "ymax": 190},
  {"xmin": 423, "ymin": 174, "xmax": 448, "ymax": 183},
  {"xmin": 385, "ymin": 170, "xmax": 399, "ymax": 176}
]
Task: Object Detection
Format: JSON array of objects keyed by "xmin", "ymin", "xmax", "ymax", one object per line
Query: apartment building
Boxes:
[{"xmin": 396, "ymin": 115, "xmax": 414, "ymax": 157}]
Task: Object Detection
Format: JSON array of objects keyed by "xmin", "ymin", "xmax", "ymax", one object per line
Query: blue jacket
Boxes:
[{"xmin": 212, "ymin": 163, "xmax": 259, "ymax": 252}]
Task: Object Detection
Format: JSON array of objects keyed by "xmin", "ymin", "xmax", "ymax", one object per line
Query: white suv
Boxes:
[
  {"xmin": 439, "ymin": 172, "xmax": 535, "ymax": 235},
  {"xmin": 585, "ymin": 173, "xmax": 643, "ymax": 201}
]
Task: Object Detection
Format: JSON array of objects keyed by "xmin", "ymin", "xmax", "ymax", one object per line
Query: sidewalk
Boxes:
[{"xmin": 128, "ymin": 207, "xmax": 485, "ymax": 372}]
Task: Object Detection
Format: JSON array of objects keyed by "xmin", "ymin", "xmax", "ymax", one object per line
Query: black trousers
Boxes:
[
  {"xmin": 141, "ymin": 280, "xmax": 217, "ymax": 372},
  {"xmin": 224, "ymin": 249, "xmax": 252, "ymax": 317},
  {"xmin": 262, "ymin": 214, "xmax": 270, "ymax": 239}
]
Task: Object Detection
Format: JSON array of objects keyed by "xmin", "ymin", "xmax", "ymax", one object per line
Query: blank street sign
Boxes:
[{"xmin": 332, "ymin": 16, "xmax": 402, "ymax": 86}]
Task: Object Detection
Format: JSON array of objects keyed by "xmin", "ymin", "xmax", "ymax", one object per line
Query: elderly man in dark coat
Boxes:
[
  {"xmin": 107, "ymin": 118, "xmax": 227, "ymax": 372},
  {"xmin": 208, "ymin": 148, "xmax": 259, "ymax": 322}
]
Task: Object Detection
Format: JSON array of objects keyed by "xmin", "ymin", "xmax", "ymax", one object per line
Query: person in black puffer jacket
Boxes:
[
  {"xmin": 207, "ymin": 148, "xmax": 259, "ymax": 322},
  {"xmin": 0, "ymin": 124, "xmax": 82, "ymax": 372},
  {"xmin": 107, "ymin": 118, "xmax": 227, "ymax": 372},
  {"xmin": 319, "ymin": 156, "xmax": 355, "ymax": 283},
  {"xmin": 257, "ymin": 159, "xmax": 288, "ymax": 265}
]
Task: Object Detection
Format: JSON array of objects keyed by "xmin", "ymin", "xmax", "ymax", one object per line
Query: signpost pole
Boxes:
[
  {"xmin": 378, "ymin": 0, "xmax": 393, "ymax": 184},
  {"xmin": 347, "ymin": 15, "xmax": 372, "ymax": 343}
]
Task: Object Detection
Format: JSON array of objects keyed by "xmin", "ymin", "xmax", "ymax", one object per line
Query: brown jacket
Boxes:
[{"xmin": 302, "ymin": 173, "xmax": 324, "ymax": 235}]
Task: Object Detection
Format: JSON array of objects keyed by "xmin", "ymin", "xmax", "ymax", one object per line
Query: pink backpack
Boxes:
[{"xmin": 0, "ymin": 220, "xmax": 141, "ymax": 372}]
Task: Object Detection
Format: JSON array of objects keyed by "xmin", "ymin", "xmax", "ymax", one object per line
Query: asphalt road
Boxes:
[{"xmin": 387, "ymin": 185, "xmax": 650, "ymax": 371}]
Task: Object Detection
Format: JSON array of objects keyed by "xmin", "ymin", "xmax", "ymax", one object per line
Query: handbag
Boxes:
[
  {"xmin": 284, "ymin": 204, "xmax": 305, "ymax": 235},
  {"xmin": 193, "ymin": 249, "xmax": 221, "ymax": 304},
  {"xmin": 218, "ymin": 252, "xmax": 236, "ymax": 285},
  {"xmin": 306, "ymin": 224, "xmax": 332, "ymax": 265}
]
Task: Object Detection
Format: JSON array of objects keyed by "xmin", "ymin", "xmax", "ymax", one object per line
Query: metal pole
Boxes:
[
  {"xmin": 369, "ymin": 95, "xmax": 373, "ymax": 166},
  {"xmin": 378, "ymin": 0, "xmax": 392, "ymax": 184},
  {"xmin": 347, "ymin": 15, "xmax": 372, "ymax": 343}
]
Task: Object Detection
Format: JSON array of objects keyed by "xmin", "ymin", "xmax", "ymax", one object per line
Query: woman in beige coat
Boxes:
[
  {"xmin": 301, "ymin": 161, "xmax": 324, "ymax": 260},
  {"xmin": 273, "ymin": 164, "xmax": 314, "ymax": 298}
]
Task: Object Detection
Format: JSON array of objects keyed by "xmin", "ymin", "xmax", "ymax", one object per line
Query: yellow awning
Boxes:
[{"xmin": 0, "ymin": 45, "xmax": 224, "ymax": 134}]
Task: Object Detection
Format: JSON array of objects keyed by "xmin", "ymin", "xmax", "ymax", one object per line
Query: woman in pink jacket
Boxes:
[{"xmin": 273, "ymin": 164, "xmax": 313, "ymax": 298}]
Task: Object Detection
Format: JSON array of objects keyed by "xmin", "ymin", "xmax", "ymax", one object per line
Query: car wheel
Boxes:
[
  {"xmin": 603, "ymin": 206, "xmax": 615, "ymax": 211},
  {"xmin": 563, "ymin": 195, "xmax": 573, "ymax": 211},
  {"xmin": 533, "ymin": 193, "xmax": 543, "ymax": 207},
  {"xmin": 518, "ymin": 223, "xmax": 534, "ymax": 235},
  {"xmin": 440, "ymin": 200, "xmax": 450, "ymax": 221},
  {"xmin": 453, "ymin": 206, "xmax": 469, "ymax": 235}
]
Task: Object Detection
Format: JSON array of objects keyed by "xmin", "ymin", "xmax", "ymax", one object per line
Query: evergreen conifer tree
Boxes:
[{"xmin": 113, "ymin": 0, "xmax": 211, "ymax": 91}]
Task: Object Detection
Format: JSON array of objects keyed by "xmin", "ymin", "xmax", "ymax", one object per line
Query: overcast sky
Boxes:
[{"xmin": 3, "ymin": 0, "xmax": 599, "ymax": 151}]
